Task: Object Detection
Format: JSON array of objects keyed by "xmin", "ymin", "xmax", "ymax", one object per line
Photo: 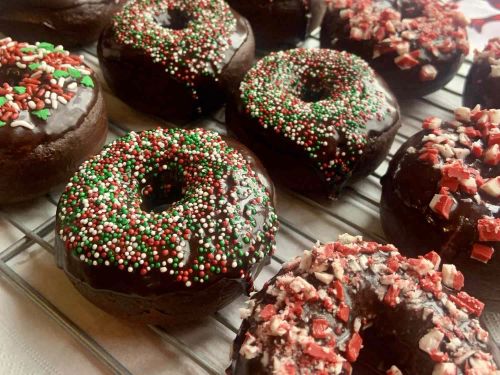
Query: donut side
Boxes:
[
  {"xmin": 0, "ymin": 0, "xmax": 124, "ymax": 47},
  {"xmin": 380, "ymin": 107, "xmax": 500, "ymax": 310}
]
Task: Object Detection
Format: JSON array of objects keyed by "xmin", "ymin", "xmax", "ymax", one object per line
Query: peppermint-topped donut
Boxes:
[
  {"xmin": 381, "ymin": 106, "xmax": 500, "ymax": 311},
  {"xmin": 226, "ymin": 0, "xmax": 326, "ymax": 51},
  {"xmin": 98, "ymin": 0, "xmax": 255, "ymax": 124},
  {"xmin": 0, "ymin": 0, "xmax": 124, "ymax": 47},
  {"xmin": 226, "ymin": 48, "xmax": 400, "ymax": 199},
  {"xmin": 320, "ymin": 0, "xmax": 470, "ymax": 98},
  {"xmin": 0, "ymin": 37, "xmax": 107, "ymax": 204},
  {"xmin": 56, "ymin": 128, "xmax": 278, "ymax": 325},
  {"xmin": 229, "ymin": 235, "xmax": 498, "ymax": 374},
  {"xmin": 465, "ymin": 38, "xmax": 500, "ymax": 109}
]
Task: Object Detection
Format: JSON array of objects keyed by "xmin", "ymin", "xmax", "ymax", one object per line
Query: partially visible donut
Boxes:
[
  {"xmin": 226, "ymin": 48, "xmax": 400, "ymax": 199},
  {"xmin": 98, "ymin": 0, "xmax": 255, "ymax": 124},
  {"xmin": 56, "ymin": 128, "xmax": 278, "ymax": 325},
  {"xmin": 226, "ymin": 0, "xmax": 325, "ymax": 51},
  {"xmin": 381, "ymin": 106, "xmax": 499, "ymax": 311},
  {"xmin": 228, "ymin": 234, "xmax": 499, "ymax": 374},
  {"xmin": 0, "ymin": 37, "xmax": 107, "ymax": 205},
  {"xmin": 0, "ymin": 0, "xmax": 125, "ymax": 47},
  {"xmin": 464, "ymin": 38, "xmax": 500, "ymax": 109},
  {"xmin": 320, "ymin": 0, "xmax": 470, "ymax": 98}
]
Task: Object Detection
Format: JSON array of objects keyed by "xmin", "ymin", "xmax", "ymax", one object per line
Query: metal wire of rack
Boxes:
[{"xmin": 0, "ymin": 29, "xmax": 498, "ymax": 375}]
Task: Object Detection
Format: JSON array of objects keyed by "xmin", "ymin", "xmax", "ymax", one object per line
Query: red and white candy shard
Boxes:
[{"xmin": 237, "ymin": 235, "xmax": 497, "ymax": 375}]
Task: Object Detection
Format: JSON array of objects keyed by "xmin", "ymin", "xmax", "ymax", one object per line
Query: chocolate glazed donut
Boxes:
[
  {"xmin": 464, "ymin": 38, "xmax": 500, "ymax": 109},
  {"xmin": 320, "ymin": 0, "xmax": 469, "ymax": 98},
  {"xmin": 381, "ymin": 107, "xmax": 500, "ymax": 311},
  {"xmin": 0, "ymin": 0, "xmax": 125, "ymax": 48},
  {"xmin": 55, "ymin": 128, "xmax": 278, "ymax": 326},
  {"xmin": 0, "ymin": 38, "xmax": 107, "ymax": 205},
  {"xmin": 227, "ymin": 48, "xmax": 400, "ymax": 199},
  {"xmin": 98, "ymin": 0, "xmax": 255, "ymax": 125}
]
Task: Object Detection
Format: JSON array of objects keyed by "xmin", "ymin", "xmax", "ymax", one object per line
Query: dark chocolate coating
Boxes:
[
  {"xmin": 380, "ymin": 131, "xmax": 500, "ymax": 312},
  {"xmin": 320, "ymin": 4, "xmax": 465, "ymax": 98},
  {"xmin": 227, "ymin": 0, "xmax": 311, "ymax": 51},
  {"xmin": 0, "ymin": 73, "xmax": 108, "ymax": 205},
  {"xmin": 55, "ymin": 139, "xmax": 276, "ymax": 326},
  {"xmin": 226, "ymin": 74, "xmax": 400, "ymax": 198},
  {"xmin": 464, "ymin": 60, "xmax": 500, "ymax": 109},
  {"xmin": 97, "ymin": 10, "xmax": 255, "ymax": 125},
  {"xmin": 0, "ymin": 0, "xmax": 124, "ymax": 48}
]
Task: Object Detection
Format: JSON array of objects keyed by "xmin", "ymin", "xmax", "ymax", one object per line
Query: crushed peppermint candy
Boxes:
[
  {"xmin": 230, "ymin": 235, "xmax": 497, "ymax": 374},
  {"xmin": 0, "ymin": 37, "xmax": 94, "ymax": 129},
  {"xmin": 411, "ymin": 106, "xmax": 499, "ymax": 264},
  {"xmin": 474, "ymin": 37, "xmax": 500, "ymax": 79}
]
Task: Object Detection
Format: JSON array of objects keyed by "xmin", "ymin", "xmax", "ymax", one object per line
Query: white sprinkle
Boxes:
[{"xmin": 10, "ymin": 120, "xmax": 35, "ymax": 130}]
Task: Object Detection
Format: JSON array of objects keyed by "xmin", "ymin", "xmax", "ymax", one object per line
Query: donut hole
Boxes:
[
  {"xmin": 153, "ymin": 9, "xmax": 191, "ymax": 30},
  {"xmin": 296, "ymin": 77, "xmax": 332, "ymax": 103},
  {"xmin": 0, "ymin": 66, "xmax": 24, "ymax": 87},
  {"xmin": 140, "ymin": 170, "xmax": 185, "ymax": 213},
  {"xmin": 397, "ymin": 0, "xmax": 424, "ymax": 19}
]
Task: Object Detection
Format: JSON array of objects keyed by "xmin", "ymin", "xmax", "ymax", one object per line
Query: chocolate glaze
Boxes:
[
  {"xmin": 226, "ymin": 69, "xmax": 400, "ymax": 199},
  {"xmin": 381, "ymin": 127, "xmax": 500, "ymax": 311},
  {"xmin": 464, "ymin": 61, "xmax": 500, "ymax": 110},
  {"xmin": 55, "ymin": 135, "xmax": 277, "ymax": 326},
  {"xmin": 227, "ymin": 0, "xmax": 312, "ymax": 51},
  {"xmin": 0, "ymin": 0, "xmax": 124, "ymax": 47},
  {"xmin": 0, "ymin": 72, "xmax": 107, "ymax": 204},
  {"xmin": 320, "ymin": 2, "xmax": 466, "ymax": 98},
  {"xmin": 228, "ymin": 237, "xmax": 497, "ymax": 374},
  {"xmin": 98, "ymin": 9, "xmax": 255, "ymax": 125}
]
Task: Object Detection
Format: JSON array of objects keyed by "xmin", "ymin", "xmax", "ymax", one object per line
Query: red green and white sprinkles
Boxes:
[
  {"xmin": 414, "ymin": 106, "xmax": 499, "ymax": 263},
  {"xmin": 474, "ymin": 37, "xmax": 500, "ymax": 78},
  {"xmin": 111, "ymin": 0, "xmax": 236, "ymax": 101},
  {"xmin": 237, "ymin": 235, "xmax": 497, "ymax": 374},
  {"xmin": 239, "ymin": 48, "xmax": 391, "ymax": 189},
  {"xmin": 0, "ymin": 37, "xmax": 94, "ymax": 130},
  {"xmin": 57, "ymin": 128, "xmax": 278, "ymax": 287},
  {"xmin": 326, "ymin": 0, "xmax": 470, "ymax": 81}
]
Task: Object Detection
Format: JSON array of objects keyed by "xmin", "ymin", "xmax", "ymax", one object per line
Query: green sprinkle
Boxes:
[
  {"xmin": 38, "ymin": 42, "xmax": 55, "ymax": 51},
  {"xmin": 53, "ymin": 70, "xmax": 70, "ymax": 79},
  {"xmin": 81, "ymin": 76, "xmax": 94, "ymax": 88},
  {"xmin": 21, "ymin": 47, "xmax": 36, "ymax": 53},
  {"xmin": 28, "ymin": 63, "xmax": 41, "ymax": 71},
  {"xmin": 32, "ymin": 109, "xmax": 51, "ymax": 121},
  {"xmin": 68, "ymin": 67, "xmax": 82, "ymax": 79},
  {"xmin": 13, "ymin": 86, "xmax": 26, "ymax": 94},
  {"xmin": 0, "ymin": 97, "xmax": 7, "ymax": 107},
  {"xmin": 0, "ymin": 121, "xmax": 6, "ymax": 127}
]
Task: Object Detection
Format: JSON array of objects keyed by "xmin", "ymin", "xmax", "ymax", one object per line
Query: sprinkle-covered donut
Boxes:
[
  {"xmin": 226, "ymin": 48, "xmax": 400, "ymax": 199},
  {"xmin": 320, "ymin": 0, "xmax": 470, "ymax": 98},
  {"xmin": 464, "ymin": 38, "xmax": 500, "ymax": 109},
  {"xmin": 381, "ymin": 106, "xmax": 500, "ymax": 311},
  {"xmin": 0, "ymin": 0, "xmax": 125, "ymax": 47},
  {"xmin": 226, "ymin": 0, "xmax": 326, "ymax": 51},
  {"xmin": 98, "ymin": 0, "xmax": 255, "ymax": 124},
  {"xmin": 56, "ymin": 128, "xmax": 278, "ymax": 325},
  {"xmin": 228, "ymin": 235, "xmax": 499, "ymax": 374},
  {"xmin": 0, "ymin": 37, "xmax": 107, "ymax": 204}
]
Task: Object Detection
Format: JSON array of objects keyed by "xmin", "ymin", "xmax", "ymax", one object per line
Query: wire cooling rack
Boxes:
[{"xmin": 0, "ymin": 30, "xmax": 498, "ymax": 375}]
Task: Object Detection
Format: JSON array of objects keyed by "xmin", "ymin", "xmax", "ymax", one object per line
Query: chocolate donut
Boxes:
[
  {"xmin": 98, "ymin": 0, "xmax": 255, "ymax": 124},
  {"xmin": 381, "ymin": 106, "xmax": 500, "ymax": 311},
  {"xmin": 0, "ymin": 0, "xmax": 124, "ymax": 48},
  {"xmin": 55, "ymin": 128, "xmax": 278, "ymax": 325},
  {"xmin": 226, "ymin": 0, "xmax": 325, "ymax": 51},
  {"xmin": 226, "ymin": 48, "xmax": 400, "ymax": 199},
  {"xmin": 0, "ymin": 37, "xmax": 107, "ymax": 205},
  {"xmin": 464, "ymin": 38, "xmax": 500, "ymax": 109},
  {"xmin": 228, "ymin": 235, "xmax": 498, "ymax": 374},
  {"xmin": 320, "ymin": 0, "xmax": 470, "ymax": 98}
]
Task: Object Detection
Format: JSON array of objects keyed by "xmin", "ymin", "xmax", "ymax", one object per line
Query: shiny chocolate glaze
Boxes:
[
  {"xmin": 98, "ymin": 9, "xmax": 255, "ymax": 125},
  {"xmin": 381, "ymin": 130, "xmax": 500, "ymax": 311},
  {"xmin": 320, "ymin": 3, "xmax": 466, "ymax": 98},
  {"xmin": 0, "ymin": 72, "xmax": 107, "ymax": 204},
  {"xmin": 0, "ymin": 0, "xmax": 124, "ymax": 47},
  {"xmin": 227, "ymin": 0, "xmax": 313, "ymax": 51},
  {"xmin": 55, "ymin": 138, "xmax": 277, "ymax": 325},
  {"xmin": 464, "ymin": 61, "xmax": 500, "ymax": 109},
  {"xmin": 226, "ymin": 72, "xmax": 400, "ymax": 199}
]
